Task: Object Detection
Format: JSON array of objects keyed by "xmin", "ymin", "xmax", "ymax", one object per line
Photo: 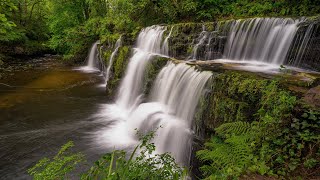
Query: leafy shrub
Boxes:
[
  {"xmin": 82, "ymin": 131, "xmax": 185, "ymax": 180},
  {"xmin": 29, "ymin": 130, "xmax": 185, "ymax": 180},
  {"xmin": 28, "ymin": 141, "xmax": 85, "ymax": 180}
]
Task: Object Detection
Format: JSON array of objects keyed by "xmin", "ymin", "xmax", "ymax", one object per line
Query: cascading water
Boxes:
[
  {"xmin": 146, "ymin": 62, "xmax": 212, "ymax": 164},
  {"xmin": 161, "ymin": 26, "xmax": 174, "ymax": 56},
  {"xmin": 289, "ymin": 23, "xmax": 316, "ymax": 67},
  {"xmin": 223, "ymin": 18, "xmax": 301, "ymax": 64},
  {"xmin": 176, "ymin": 17, "xmax": 318, "ymax": 72},
  {"xmin": 93, "ymin": 26, "xmax": 211, "ymax": 166},
  {"xmin": 116, "ymin": 26, "xmax": 167, "ymax": 109},
  {"xmin": 189, "ymin": 25, "xmax": 210, "ymax": 60},
  {"xmin": 105, "ymin": 37, "xmax": 122, "ymax": 86},
  {"xmin": 78, "ymin": 40, "xmax": 108, "ymax": 75},
  {"xmin": 87, "ymin": 41, "xmax": 100, "ymax": 69}
]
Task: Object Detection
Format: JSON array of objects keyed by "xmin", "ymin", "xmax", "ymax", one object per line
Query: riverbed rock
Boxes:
[{"xmin": 303, "ymin": 85, "xmax": 320, "ymax": 108}]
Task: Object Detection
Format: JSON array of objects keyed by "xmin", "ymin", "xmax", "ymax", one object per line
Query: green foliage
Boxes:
[
  {"xmin": 196, "ymin": 0, "xmax": 320, "ymax": 20},
  {"xmin": 1, "ymin": 0, "xmax": 320, "ymax": 58},
  {"xmin": 143, "ymin": 57, "xmax": 169, "ymax": 95},
  {"xmin": 107, "ymin": 46, "xmax": 130, "ymax": 96},
  {"xmin": 215, "ymin": 121, "xmax": 252, "ymax": 137},
  {"xmin": 0, "ymin": 0, "xmax": 25, "ymax": 42},
  {"xmin": 269, "ymin": 110, "xmax": 320, "ymax": 175},
  {"xmin": 28, "ymin": 141, "xmax": 85, "ymax": 180},
  {"xmin": 29, "ymin": 131, "xmax": 185, "ymax": 180},
  {"xmin": 82, "ymin": 130, "xmax": 185, "ymax": 180},
  {"xmin": 196, "ymin": 72, "xmax": 307, "ymax": 178},
  {"xmin": 197, "ymin": 120, "xmax": 270, "ymax": 179},
  {"xmin": 197, "ymin": 136, "xmax": 253, "ymax": 179}
]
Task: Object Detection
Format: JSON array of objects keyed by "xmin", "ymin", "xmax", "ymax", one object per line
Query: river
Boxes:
[{"xmin": 0, "ymin": 56, "xmax": 108, "ymax": 179}]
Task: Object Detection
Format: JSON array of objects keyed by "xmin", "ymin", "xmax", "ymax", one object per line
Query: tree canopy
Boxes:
[{"xmin": 0, "ymin": 0, "xmax": 319, "ymax": 59}]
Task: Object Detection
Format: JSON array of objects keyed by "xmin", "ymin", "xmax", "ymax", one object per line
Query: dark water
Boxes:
[{"xmin": 0, "ymin": 57, "xmax": 109, "ymax": 179}]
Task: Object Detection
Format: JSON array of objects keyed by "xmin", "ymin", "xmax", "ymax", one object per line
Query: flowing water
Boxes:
[
  {"xmin": 289, "ymin": 23, "xmax": 316, "ymax": 67},
  {"xmin": 223, "ymin": 18, "xmax": 301, "ymax": 64},
  {"xmin": 85, "ymin": 41, "xmax": 101, "ymax": 71},
  {"xmin": 92, "ymin": 26, "xmax": 212, "ymax": 166},
  {"xmin": 105, "ymin": 37, "xmax": 122, "ymax": 86},
  {"xmin": 1, "ymin": 17, "xmax": 317, "ymax": 179},
  {"xmin": 184, "ymin": 17, "xmax": 318, "ymax": 72},
  {"xmin": 189, "ymin": 25, "xmax": 210, "ymax": 60}
]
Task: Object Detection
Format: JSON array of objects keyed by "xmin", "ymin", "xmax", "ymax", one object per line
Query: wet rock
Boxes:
[
  {"xmin": 196, "ymin": 62, "xmax": 223, "ymax": 71},
  {"xmin": 303, "ymin": 85, "xmax": 320, "ymax": 108},
  {"xmin": 14, "ymin": 46, "xmax": 25, "ymax": 55}
]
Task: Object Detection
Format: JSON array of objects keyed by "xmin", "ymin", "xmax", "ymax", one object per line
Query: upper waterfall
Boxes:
[
  {"xmin": 116, "ymin": 26, "xmax": 167, "ymax": 109},
  {"xmin": 169, "ymin": 17, "xmax": 318, "ymax": 71},
  {"xmin": 223, "ymin": 18, "xmax": 301, "ymax": 65}
]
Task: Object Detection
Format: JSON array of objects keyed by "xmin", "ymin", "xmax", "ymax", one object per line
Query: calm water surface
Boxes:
[{"xmin": 0, "ymin": 57, "xmax": 109, "ymax": 179}]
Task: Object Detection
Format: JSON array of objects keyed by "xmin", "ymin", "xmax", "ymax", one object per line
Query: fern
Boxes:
[
  {"xmin": 197, "ymin": 135, "xmax": 253, "ymax": 179},
  {"xmin": 197, "ymin": 121, "xmax": 269, "ymax": 179},
  {"xmin": 215, "ymin": 121, "xmax": 252, "ymax": 137}
]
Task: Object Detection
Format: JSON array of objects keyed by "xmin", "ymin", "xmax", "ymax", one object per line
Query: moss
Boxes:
[
  {"xmin": 143, "ymin": 56, "xmax": 169, "ymax": 95},
  {"xmin": 200, "ymin": 71, "xmax": 297, "ymax": 132},
  {"xmin": 107, "ymin": 46, "xmax": 131, "ymax": 97},
  {"xmin": 100, "ymin": 33, "xmax": 121, "ymax": 46},
  {"xmin": 203, "ymin": 22, "xmax": 215, "ymax": 32},
  {"xmin": 103, "ymin": 49, "xmax": 113, "ymax": 66}
]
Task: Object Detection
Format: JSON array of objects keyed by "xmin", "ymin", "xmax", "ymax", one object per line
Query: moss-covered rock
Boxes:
[
  {"xmin": 143, "ymin": 56, "xmax": 169, "ymax": 96},
  {"xmin": 194, "ymin": 70, "xmax": 298, "ymax": 134},
  {"xmin": 303, "ymin": 85, "xmax": 320, "ymax": 108},
  {"xmin": 106, "ymin": 46, "xmax": 131, "ymax": 97}
]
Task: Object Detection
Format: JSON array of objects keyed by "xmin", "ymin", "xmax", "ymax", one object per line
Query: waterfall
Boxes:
[
  {"xmin": 146, "ymin": 62, "xmax": 212, "ymax": 164},
  {"xmin": 189, "ymin": 25, "xmax": 210, "ymax": 60},
  {"xmin": 116, "ymin": 26, "xmax": 166, "ymax": 109},
  {"xmin": 162, "ymin": 26, "xmax": 174, "ymax": 56},
  {"xmin": 94, "ymin": 26, "xmax": 211, "ymax": 166},
  {"xmin": 105, "ymin": 37, "xmax": 122, "ymax": 86},
  {"xmin": 78, "ymin": 40, "xmax": 108, "ymax": 76},
  {"xmin": 290, "ymin": 24, "xmax": 316, "ymax": 67},
  {"xmin": 87, "ymin": 41, "xmax": 100, "ymax": 69},
  {"xmin": 222, "ymin": 18, "xmax": 301, "ymax": 65}
]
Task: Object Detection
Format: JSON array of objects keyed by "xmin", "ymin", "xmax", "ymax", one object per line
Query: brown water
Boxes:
[{"xmin": 0, "ymin": 57, "xmax": 108, "ymax": 179}]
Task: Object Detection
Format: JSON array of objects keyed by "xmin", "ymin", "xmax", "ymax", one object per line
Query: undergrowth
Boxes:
[
  {"xmin": 28, "ymin": 130, "xmax": 185, "ymax": 180},
  {"xmin": 196, "ymin": 72, "xmax": 320, "ymax": 179}
]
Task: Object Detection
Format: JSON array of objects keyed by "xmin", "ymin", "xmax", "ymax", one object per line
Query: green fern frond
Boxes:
[
  {"xmin": 215, "ymin": 121, "xmax": 252, "ymax": 137},
  {"xmin": 197, "ymin": 135, "xmax": 253, "ymax": 178}
]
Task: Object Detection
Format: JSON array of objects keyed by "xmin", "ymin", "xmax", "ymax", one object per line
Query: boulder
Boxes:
[{"xmin": 303, "ymin": 85, "xmax": 320, "ymax": 108}]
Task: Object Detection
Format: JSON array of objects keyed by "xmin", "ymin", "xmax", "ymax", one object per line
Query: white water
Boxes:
[
  {"xmin": 190, "ymin": 25, "xmax": 209, "ymax": 60},
  {"xmin": 162, "ymin": 26, "xmax": 174, "ymax": 56},
  {"xmin": 93, "ymin": 26, "xmax": 211, "ymax": 166},
  {"xmin": 75, "ymin": 41, "xmax": 103, "ymax": 73},
  {"xmin": 116, "ymin": 26, "xmax": 166, "ymax": 109},
  {"xmin": 290, "ymin": 24, "xmax": 316, "ymax": 67},
  {"xmin": 223, "ymin": 18, "xmax": 301, "ymax": 65},
  {"xmin": 87, "ymin": 41, "xmax": 100, "ymax": 70},
  {"xmin": 105, "ymin": 37, "xmax": 122, "ymax": 86},
  {"xmin": 148, "ymin": 62, "xmax": 212, "ymax": 164}
]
